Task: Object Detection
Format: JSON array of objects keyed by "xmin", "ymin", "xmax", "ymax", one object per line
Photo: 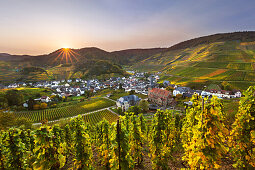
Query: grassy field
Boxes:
[{"xmin": 15, "ymin": 98, "xmax": 115, "ymax": 123}]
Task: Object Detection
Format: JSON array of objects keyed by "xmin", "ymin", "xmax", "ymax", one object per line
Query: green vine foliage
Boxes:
[
  {"xmin": 19, "ymin": 129, "xmax": 35, "ymax": 169},
  {"xmin": 64, "ymin": 124, "xmax": 73, "ymax": 157},
  {"xmin": 182, "ymin": 96, "xmax": 229, "ymax": 169},
  {"xmin": 229, "ymin": 86, "xmax": 255, "ymax": 168},
  {"xmin": 6, "ymin": 128, "xmax": 27, "ymax": 169},
  {"xmin": 149, "ymin": 110, "xmax": 176, "ymax": 169},
  {"xmin": 181, "ymin": 94, "xmax": 201, "ymax": 150},
  {"xmin": 109, "ymin": 115, "xmax": 134, "ymax": 169},
  {"xmin": 71, "ymin": 115, "xmax": 93, "ymax": 169},
  {"xmin": 52, "ymin": 124, "xmax": 66, "ymax": 168},
  {"xmin": 130, "ymin": 114, "xmax": 143, "ymax": 166},
  {"xmin": 1, "ymin": 87, "xmax": 255, "ymax": 169},
  {"xmin": 0, "ymin": 131, "xmax": 7, "ymax": 169},
  {"xmin": 96, "ymin": 119, "xmax": 112, "ymax": 168},
  {"xmin": 33, "ymin": 125, "xmax": 65, "ymax": 169},
  {"xmin": 138, "ymin": 113, "xmax": 147, "ymax": 139}
]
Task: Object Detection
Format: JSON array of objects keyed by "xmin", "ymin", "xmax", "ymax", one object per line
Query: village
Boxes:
[{"xmin": 0, "ymin": 72, "xmax": 242, "ymax": 113}]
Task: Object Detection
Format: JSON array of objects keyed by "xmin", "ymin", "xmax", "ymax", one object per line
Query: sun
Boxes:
[
  {"xmin": 63, "ymin": 47, "xmax": 70, "ymax": 51},
  {"xmin": 52, "ymin": 47, "xmax": 80, "ymax": 64},
  {"xmin": 62, "ymin": 45, "xmax": 70, "ymax": 49}
]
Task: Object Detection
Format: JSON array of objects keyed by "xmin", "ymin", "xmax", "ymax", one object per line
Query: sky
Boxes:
[{"xmin": 0, "ymin": 0, "xmax": 255, "ymax": 55}]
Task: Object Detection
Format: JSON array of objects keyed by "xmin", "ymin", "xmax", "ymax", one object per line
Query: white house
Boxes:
[
  {"xmin": 23, "ymin": 103, "xmax": 28, "ymax": 108},
  {"xmin": 234, "ymin": 91, "xmax": 242, "ymax": 98},
  {"xmin": 40, "ymin": 96, "xmax": 51, "ymax": 103},
  {"xmin": 173, "ymin": 87, "xmax": 192, "ymax": 96}
]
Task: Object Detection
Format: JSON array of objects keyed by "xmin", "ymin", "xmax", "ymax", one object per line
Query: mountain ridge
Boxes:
[{"xmin": 1, "ymin": 31, "xmax": 255, "ymax": 90}]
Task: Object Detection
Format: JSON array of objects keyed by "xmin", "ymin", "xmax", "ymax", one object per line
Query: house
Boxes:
[
  {"xmin": 163, "ymin": 81, "xmax": 170, "ymax": 87},
  {"xmin": 149, "ymin": 104, "xmax": 159, "ymax": 110},
  {"xmin": 23, "ymin": 103, "xmax": 28, "ymax": 108},
  {"xmin": 116, "ymin": 95, "xmax": 141, "ymax": 111},
  {"xmin": 233, "ymin": 90, "xmax": 242, "ymax": 98},
  {"xmin": 40, "ymin": 96, "xmax": 51, "ymax": 103},
  {"xmin": 201, "ymin": 89, "xmax": 242, "ymax": 99},
  {"xmin": 148, "ymin": 88, "xmax": 173, "ymax": 106},
  {"xmin": 173, "ymin": 87, "xmax": 192, "ymax": 96},
  {"xmin": 106, "ymin": 93, "xmax": 112, "ymax": 98}
]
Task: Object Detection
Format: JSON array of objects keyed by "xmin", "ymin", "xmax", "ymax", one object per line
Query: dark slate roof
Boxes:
[
  {"xmin": 175, "ymin": 87, "xmax": 192, "ymax": 93},
  {"xmin": 117, "ymin": 95, "xmax": 140, "ymax": 104}
]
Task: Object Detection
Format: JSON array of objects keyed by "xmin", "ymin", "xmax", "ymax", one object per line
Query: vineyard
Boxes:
[
  {"xmin": 0, "ymin": 86, "xmax": 255, "ymax": 169},
  {"xmin": 14, "ymin": 98, "xmax": 115, "ymax": 122},
  {"xmin": 45, "ymin": 109, "xmax": 119, "ymax": 126},
  {"xmin": 82, "ymin": 109, "xmax": 119, "ymax": 125}
]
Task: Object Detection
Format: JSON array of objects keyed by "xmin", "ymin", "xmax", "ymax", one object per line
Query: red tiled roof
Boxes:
[{"xmin": 149, "ymin": 88, "xmax": 171, "ymax": 97}]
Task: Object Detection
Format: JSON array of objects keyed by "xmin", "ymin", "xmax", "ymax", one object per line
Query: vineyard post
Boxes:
[
  {"xmin": 117, "ymin": 119, "xmax": 121, "ymax": 170},
  {"xmin": 201, "ymin": 98, "xmax": 204, "ymax": 125}
]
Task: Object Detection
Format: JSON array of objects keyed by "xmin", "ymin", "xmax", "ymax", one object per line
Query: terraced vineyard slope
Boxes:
[
  {"xmin": 131, "ymin": 33, "xmax": 255, "ymax": 90},
  {"xmin": 15, "ymin": 98, "xmax": 115, "ymax": 123}
]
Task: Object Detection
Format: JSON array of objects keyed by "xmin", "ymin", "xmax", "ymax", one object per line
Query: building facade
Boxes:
[
  {"xmin": 116, "ymin": 95, "xmax": 141, "ymax": 111},
  {"xmin": 148, "ymin": 88, "xmax": 172, "ymax": 106}
]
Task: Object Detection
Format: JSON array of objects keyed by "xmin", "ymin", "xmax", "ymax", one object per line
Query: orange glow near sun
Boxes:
[{"xmin": 52, "ymin": 47, "xmax": 80, "ymax": 64}]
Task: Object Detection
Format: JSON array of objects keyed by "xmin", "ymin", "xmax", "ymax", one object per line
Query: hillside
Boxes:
[
  {"xmin": 1, "ymin": 31, "xmax": 255, "ymax": 89},
  {"xmin": 131, "ymin": 32, "xmax": 255, "ymax": 90}
]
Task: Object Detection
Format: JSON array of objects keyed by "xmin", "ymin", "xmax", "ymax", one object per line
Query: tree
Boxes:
[
  {"xmin": 139, "ymin": 99, "xmax": 149, "ymax": 113},
  {"xmin": 166, "ymin": 86, "xmax": 174, "ymax": 92},
  {"xmin": 116, "ymin": 107, "xmax": 124, "ymax": 116},
  {"xmin": 127, "ymin": 105, "xmax": 141, "ymax": 115},
  {"xmin": 0, "ymin": 111, "xmax": 16, "ymax": 130},
  {"xmin": 40, "ymin": 103, "xmax": 47, "ymax": 109},
  {"xmin": 119, "ymin": 83, "xmax": 123, "ymax": 90},
  {"xmin": 0, "ymin": 97, "xmax": 8, "ymax": 108},
  {"xmin": 5, "ymin": 90, "xmax": 24, "ymax": 106},
  {"xmin": 128, "ymin": 90, "xmax": 135, "ymax": 95},
  {"xmin": 158, "ymin": 83, "xmax": 164, "ymax": 88},
  {"xmin": 33, "ymin": 104, "xmax": 40, "ymax": 110},
  {"xmin": 27, "ymin": 98, "xmax": 35, "ymax": 110},
  {"xmin": 16, "ymin": 117, "xmax": 32, "ymax": 129}
]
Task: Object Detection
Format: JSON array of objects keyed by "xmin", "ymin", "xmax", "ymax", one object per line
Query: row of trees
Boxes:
[
  {"xmin": 0, "ymin": 86, "xmax": 254, "ymax": 169},
  {"xmin": 0, "ymin": 90, "xmax": 24, "ymax": 108}
]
